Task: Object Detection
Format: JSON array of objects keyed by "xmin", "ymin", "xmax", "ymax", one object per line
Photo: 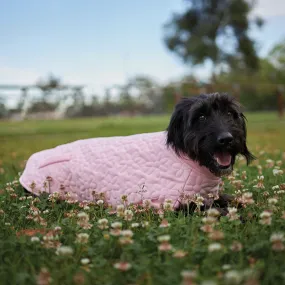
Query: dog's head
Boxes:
[{"xmin": 166, "ymin": 93, "xmax": 255, "ymax": 176}]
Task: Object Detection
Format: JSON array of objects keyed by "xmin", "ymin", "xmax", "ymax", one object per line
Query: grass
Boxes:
[{"xmin": 0, "ymin": 112, "xmax": 284, "ymax": 285}]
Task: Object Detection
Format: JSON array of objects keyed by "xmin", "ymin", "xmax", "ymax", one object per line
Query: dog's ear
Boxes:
[
  {"xmin": 166, "ymin": 97, "xmax": 196, "ymax": 155},
  {"xmin": 240, "ymin": 113, "xmax": 256, "ymax": 165},
  {"xmin": 228, "ymin": 96, "xmax": 256, "ymax": 165}
]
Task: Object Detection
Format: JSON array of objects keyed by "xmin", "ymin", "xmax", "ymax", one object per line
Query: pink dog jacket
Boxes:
[{"xmin": 20, "ymin": 131, "xmax": 221, "ymax": 208}]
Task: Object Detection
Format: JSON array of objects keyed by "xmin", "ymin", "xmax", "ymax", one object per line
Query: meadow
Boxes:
[{"xmin": 0, "ymin": 112, "xmax": 284, "ymax": 285}]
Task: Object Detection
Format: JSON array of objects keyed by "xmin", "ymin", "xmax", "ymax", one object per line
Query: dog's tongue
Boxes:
[{"xmin": 214, "ymin": 152, "xmax": 231, "ymax": 166}]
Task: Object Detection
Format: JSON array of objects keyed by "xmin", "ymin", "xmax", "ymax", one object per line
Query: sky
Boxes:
[{"xmin": 0, "ymin": 0, "xmax": 285, "ymax": 106}]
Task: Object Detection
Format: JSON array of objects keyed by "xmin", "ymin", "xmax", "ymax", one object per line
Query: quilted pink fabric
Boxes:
[{"xmin": 20, "ymin": 131, "xmax": 221, "ymax": 208}]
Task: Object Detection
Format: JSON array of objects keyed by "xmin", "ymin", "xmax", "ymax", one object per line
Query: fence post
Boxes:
[{"xmin": 20, "ymin": 87, "xmax": 28, "ymax": 120}]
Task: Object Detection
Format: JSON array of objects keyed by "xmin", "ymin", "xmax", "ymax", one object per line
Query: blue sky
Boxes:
[{"xmin": 1, "ymin": 0, "xmax": 285, "ymax": 105}]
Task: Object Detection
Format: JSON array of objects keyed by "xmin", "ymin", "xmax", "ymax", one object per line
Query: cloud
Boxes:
[{"xmin": 253, "ymin": 0, "xmax": 285, "ymax": 17}]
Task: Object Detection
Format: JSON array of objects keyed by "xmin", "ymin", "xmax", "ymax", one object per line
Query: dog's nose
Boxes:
[{"xmin": 217, "ymin": 132, "xmax": 233, "ymax": 145}]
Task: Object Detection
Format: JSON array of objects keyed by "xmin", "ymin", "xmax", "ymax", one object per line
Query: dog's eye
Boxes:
[{"xmin": 199, "ymin": 115, "xmax": 206, "ymax": 121}]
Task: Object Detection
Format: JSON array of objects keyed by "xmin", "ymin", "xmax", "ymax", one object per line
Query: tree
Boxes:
[
  {"xmin": 164, "ymin": 0, "xmax": 264, "ymax": 72},
  {"xmin": 117, "ymin": 84, "xmax": 134, "ymax": 110},
  {"xmin": 212, "ymin": 39, "xmax": 285, "ymax": 114},
  {"xmin": 268, "ymin": 39, "xmax": 285, "ymax": 117},
  {"xmin": 0, "ymin": 96, "xmax": 7, "ymax": 118},
  {"xmin": 36, "ymin": 74, "xmax": 62, "ymax": 102},
  {"xmin": 268, "ymin": 38, "xmax": 285, "ymax": 81},
  {"xmin": 128, "ymin": 75, "xmax": 161, "ymax": 108}
]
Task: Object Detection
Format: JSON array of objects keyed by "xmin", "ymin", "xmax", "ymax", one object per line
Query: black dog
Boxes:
[
  {"xmin": 21, "ymin": 92, "xmax": 254, "ymax": 216},
  {"xmin": 167, "ymin": 93, "xmax": 255, "ymax": 214},
  {"xmin": 167, "ymin": 93, "xmax": 254, "ymax": 176}
]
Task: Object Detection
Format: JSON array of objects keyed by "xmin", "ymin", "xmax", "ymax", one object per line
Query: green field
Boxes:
[{"xmin": 0, "ymin": 112, "xmax": 285, "ymax": 285}]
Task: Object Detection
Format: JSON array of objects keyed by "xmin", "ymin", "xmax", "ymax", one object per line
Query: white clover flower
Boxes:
[
  {"xmin": 273, "ymin": 169, "xmax": 283, "ymax": 176},
  {"xmin": 270, "ymin": 233, "xmax": 284, "ymax": 243},
  {"xmin": 120, "ymin": 230, "xmax": 133, "ymax": 238},
  {"xmin": 75, "ymin": 233, "xmax": 90, "ymax": 244},
  {"xmin": 207, "ymin": 208, "xmax": 220, "ymax": 217},
  {"xmin": 181, "ymin": 270, "xmax": 197, "ymax": 279},
  {"xmin": 193, "ymin": 194, "xmax": 204, "ymax": 206},
  {"xmin": 116, "ymin": 204, "xmax": 125, "ymax": 212},
  {"xmin": 113, "ymin": 262, "xmax": 132, "ymax": 271},
  {"xmin": 272, "ymin": 185, "xmax": 280, "ymax": 190},
  {"xmin": 111, "ymin": 222, "xmax": 122, "ymax": 229},
  {"xmin": 141, "ymin": 221, "xmax": 149, "ymax": 227},
  {"xmin": 157, "ymin": 235, "xmax": 171, "ymax": 242},
  {"xmin": 202, "ymin": 216, "xmax": 217, "ymax": 225},
  {"xmin": 98, "ymin": 218, "xmax": 108, "ymax": 224},
  {"xmin": 243, "ymin": 192, "xmax": 253, "ymax": 198},
  {"xmin": 270, "ymin": 233, "xmax": 285, "ymax": 251},
  {"xmin": 142, "ymin": 199, "xmax": 151, "ymax": 208},
  {"xmin": 131, "ymin": 223, "xmax": 140, "ymax": 228},
  {"xmin": 31, "ymin": 236, "xmax": 40, "ymax": 242},
  {"xmin": 268, "ymin": 198, "xmax": 278, "ymax": 205},
  {"xmin": 98, "ymin": 218, "xmax": 109, "ymax": 229},
  {"xmin": 163, "ymin": 201, "xmax": 173, "ymax": 211},
  {"xmin": 124, "ymin": 210, "xmax": 133, "ymax": 221},
  {"xmin": 260, "ymin": 211, "xmax": 272, "ymax": 218},
  {"xmin": 56, "ymin": 246, "xmax": 74, "ymax": 256},
  {"xmin": 208, "ymin": 243, "xmax": 222, "ymax": 252},
  {"xmin": 77, "ymin": 212, "xmax": 89, "ymax": 220},
  {"xmin": 222, "ymin": 264, "xmax": 232, "ymax": 271},
  {"xmin": 227, "ymin": 207, "xmax": 240, "ymax": 221},
  {"xmin": 96, "ymin": 200, "xmax": 104, "ymax": 205},
  {"xmin": 228, "ymin": 207, "xmax": 238, "ymax": 214},
  {"xmin": 81, "ymin": 258, "xmax": 90, "ymax": 265},
  {"xmin": 224, "ymin": 270, "xmax": 243, "ymax": 284},
  {"xmin": 259, "ymin": 210, "xmax": 272, "ymax": 225}
]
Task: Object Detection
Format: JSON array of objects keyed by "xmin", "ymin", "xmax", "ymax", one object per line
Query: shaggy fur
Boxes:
[
  {"xmin": 166, "ymin": 93, "xmax": 255, "ymax": 177},
  {"xmin": 167, "ymin": 93, "xmax": 255, "ymax": 215}
]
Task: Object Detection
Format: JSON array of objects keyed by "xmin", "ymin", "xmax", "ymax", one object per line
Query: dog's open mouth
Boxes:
[{"xmin": 213, "ymin": 152, "xmax": 232, "ymax": 169}]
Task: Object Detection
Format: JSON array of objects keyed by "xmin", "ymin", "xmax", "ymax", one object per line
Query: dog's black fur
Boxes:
[
  {"xmin": 166, "ymin": 93, "xmax": 255, "ymax": 176},
  {"xmin": 167, "ymin": 93, "xmax": 255, "ymax": 216}
]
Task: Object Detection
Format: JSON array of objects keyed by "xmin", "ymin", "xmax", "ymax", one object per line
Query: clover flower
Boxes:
[
  {"xmin": 113, "ymin": 262, "xmax": 132, "ymax": 271},
  {"xmin": 208, "ymin": 243, "xmax": 222, "ymax": 252},
  {"xmin": 75, "ymin": 233, "xmax": 89, "ymax": 244},
  {"xmin": 56, "ymin": 246, "xmax": 74, "ymax": 256}
]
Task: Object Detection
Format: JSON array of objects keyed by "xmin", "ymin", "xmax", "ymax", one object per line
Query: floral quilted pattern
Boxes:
[{"xmin": 20, "ymin": 132, "xmax": 221, "ymax": 208}]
